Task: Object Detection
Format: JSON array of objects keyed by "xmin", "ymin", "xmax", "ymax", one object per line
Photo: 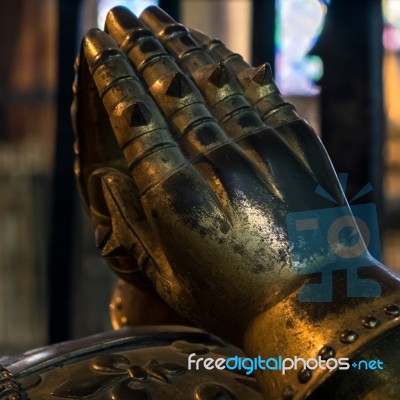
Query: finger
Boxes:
[
  {"xmin": 106, "ymin": 7, "xmax": 341, "ymax": 206},
  {"xmin": 82, "ymin": 28, "xmax": 232, "ymax": 246},
  {"xmin": 72, "ymin": 45, "xmax": 129, "ymax": 208},
  {"xmin": 105, "ymin": 8, "xmax": 283, "ymax": 204},
  {"xmin": 139, "ymin": 6, "xmax": 214, "ymax": 74},
  {"xmin": 99, "ymin": 168, "xmax": 174, "ymax": 281},
  {"xmin": 89, "ymin": 167, "xmax": 154, "ymax": 286},
  {"xmin": 190, "ymin": 25, "xmax": 344, "ymax": 203},
  {"xmin": 115, "ymin": 7, "xmax": 319, "ymax": 202},
  {"xmin": 139, "ymin": 7, "xmax": 262, "ymax": 136},
  {"xmin": 104, "ymin": 8, "xmax": 280, "ymax": 198},
  {"xmin": 73, "ymin": 49, "xmax": 162, "ymax": 286},
  {"xmin": 82, "ymin": 28, "xmax": 188, "ymax": 196},
  {"xmin": 189, "ymin": 26, "xmax": 295, "ymax": 129},
  {"xmin": 75, "ymin": 35, "xmax": 185, "ymax": 293},
  {"xmin": 189, "ymin": 28, "xmax": 252, "ymax": 75},
  {"xmin": 104, "ymin": 7, "xmax": 236, "ymax": 164},
  {"xmin": 142, "ymin": 7, "xmax": 297, "ymax": 129}
]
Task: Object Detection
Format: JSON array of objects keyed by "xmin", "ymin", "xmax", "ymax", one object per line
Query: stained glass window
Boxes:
[
  {"xmin": 383, "ymin": 0, "xmax": 400, "ymax": 51},
  {"xmin": 275, "ymin": 0, "xmax": 329, "ymax": 95}
]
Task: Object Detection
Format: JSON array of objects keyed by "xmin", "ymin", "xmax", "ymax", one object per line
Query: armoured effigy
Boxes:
[{"xmin": 1, "ymin": 5, "xmax": 400, "ymax": 400}]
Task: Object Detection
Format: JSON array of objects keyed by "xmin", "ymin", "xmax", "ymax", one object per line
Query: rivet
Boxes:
[
  {"xmin": 4, "ymin": 382, "xmax": 16, "ymax": 390},
  {"xmin": 361, "ymin": 315, "xmax": 380, "ymax": 329},
  {"xmin": 282, "ymin": 385, "xmax": 295, "ymax": 400},
  {"xmin": 120, "ymin": 316, "xmax": 127, "ymax": 325},
  {"xmin": 340, "ymin": 329, "xmax": 358, "ymax": 344},
  {"xmin": 385, "ymin": 304, "xmax": 400, "ymax": 317},
  {"xmin": 318, "ymin": 345, "xmax": 336, "ymax": 360},
  {"xmin": 0, "ymin": 371, "xmax": 10, "ymax": 379},
  {"xmin": 298, "ymin": 367, "xmax": 312, "ymax": 384}
]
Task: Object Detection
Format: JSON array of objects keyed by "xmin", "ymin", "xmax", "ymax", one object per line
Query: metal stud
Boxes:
[
  {"xmin": 340, "ymin": 329, "xmax": 358, "ymax": 344},
  {"xmin": 361, "ymin": 315, "xmax": 380, "ymax": 329},
  {"xmin": 208, "ymin": 63, "xmax": 229, "ymax": 88},
  {"xmin": 298, "ymin": 367, "xmax": 312, "ymax": 384},
  {"xmin": 251, "ymin": 63, "xmax": 272, "ymax": 86},
  {"xmin": 385, "ymin": 304, "xmax": 400, "ymax": 317},
  {"xmin": 318, "ymin": 345, "xmax": 336, "ymax": 360},
  {"xmin": 166, "ymin": 72, "xmax": 192, "ymax": 98}
]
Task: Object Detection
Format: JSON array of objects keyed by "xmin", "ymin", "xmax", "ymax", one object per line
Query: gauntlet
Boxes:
[{"xmin": 72, "ymin": 6, "xmax": 400, "ymax": 399}]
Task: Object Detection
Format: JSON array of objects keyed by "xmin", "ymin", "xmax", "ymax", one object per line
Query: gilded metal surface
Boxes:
[
  {"xmin": 1, "ymin": 327, "xmax": 262, "ymax": 399},
  {"xmin": 0, "ymin": 364, "xmax": 22, "ymax": 399},
  {"xmin": 309, "ymin": 326, "xmax": 400, "ymax": 400},
  {"xmin": 71, "ymin": 5, "xmax": 400, "ymax": 399},
  {"xmin": 110, "ymin": 279, "xmax": 187, "ymax": 329},
  {"xmin": 244, "ymin": 284, "xmax": 400, "ymax": 399},
  {"xmin": 76, "ymin": 5, "xmax": 345, "ymax": 344}
]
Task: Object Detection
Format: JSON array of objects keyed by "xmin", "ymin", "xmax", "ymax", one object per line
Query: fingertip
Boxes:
[
  {"xmin": 141, "ymin": 5, "xmax": 161, "ymax": 15},
  {"xmin": 105, "ymin": 6, "xmax": 131, "ymax": 34},
  {"xmin": 107, "ymin": 5, "xmax": 138, "ymax": 24},
  {"xmin": 140, "ymin": 5, "xmax": 177, "ymax": 23},
  {"xmin": 83, "ymin": 28, "xmax": 119, "ymax": 72},
  {"xmin": 106, "ymin": 5, "xmax": 158, "ymax": 56},
  {"xmin": 105, "ymin": 5, "xmax": 142, "ymax": 46},
  {"xmin": 140, "ymin": 5, "xmax": 181, "ymax": 37}
]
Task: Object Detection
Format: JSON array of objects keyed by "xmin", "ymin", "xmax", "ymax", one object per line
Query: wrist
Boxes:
[{"xmin": 243, "ymin": 265, "xmax": 400, "ymax": 399}]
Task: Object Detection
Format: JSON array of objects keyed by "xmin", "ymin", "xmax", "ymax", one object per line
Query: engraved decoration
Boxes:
[{"xmin": 3, "ymin": 328, "xmax": 263, "ymax": 400}]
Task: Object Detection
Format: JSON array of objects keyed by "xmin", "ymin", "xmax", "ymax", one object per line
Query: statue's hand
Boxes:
[{"xmin": 74, "ymin": 5, "xmax": 346, "ymax": 344}]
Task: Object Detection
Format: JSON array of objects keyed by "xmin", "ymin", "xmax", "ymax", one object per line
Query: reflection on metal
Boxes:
[
  {"xmin": 11, "ymin": 4, "xmax": 394, "ymax": 400},
  {"xmin": 1, "ymin": 327, "xmax": 263, "ymax": 399},
  {"xmin": 68, "ymin": 5, "xmax": 400, "ymax": 399}
]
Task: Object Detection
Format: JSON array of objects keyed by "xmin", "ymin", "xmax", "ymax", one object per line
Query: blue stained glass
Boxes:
[
  {"xmin": 383, "ymin": 0, "xmax": 400, "ymax": 51},
  {"xmin": 275, "ymin": 0, "xmax": 328, "ymax": 96}
]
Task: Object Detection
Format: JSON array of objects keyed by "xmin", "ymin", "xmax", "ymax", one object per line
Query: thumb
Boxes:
[{"xmin": 87, "ymin": 167, "xmax": 154, "ymax": 287}]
